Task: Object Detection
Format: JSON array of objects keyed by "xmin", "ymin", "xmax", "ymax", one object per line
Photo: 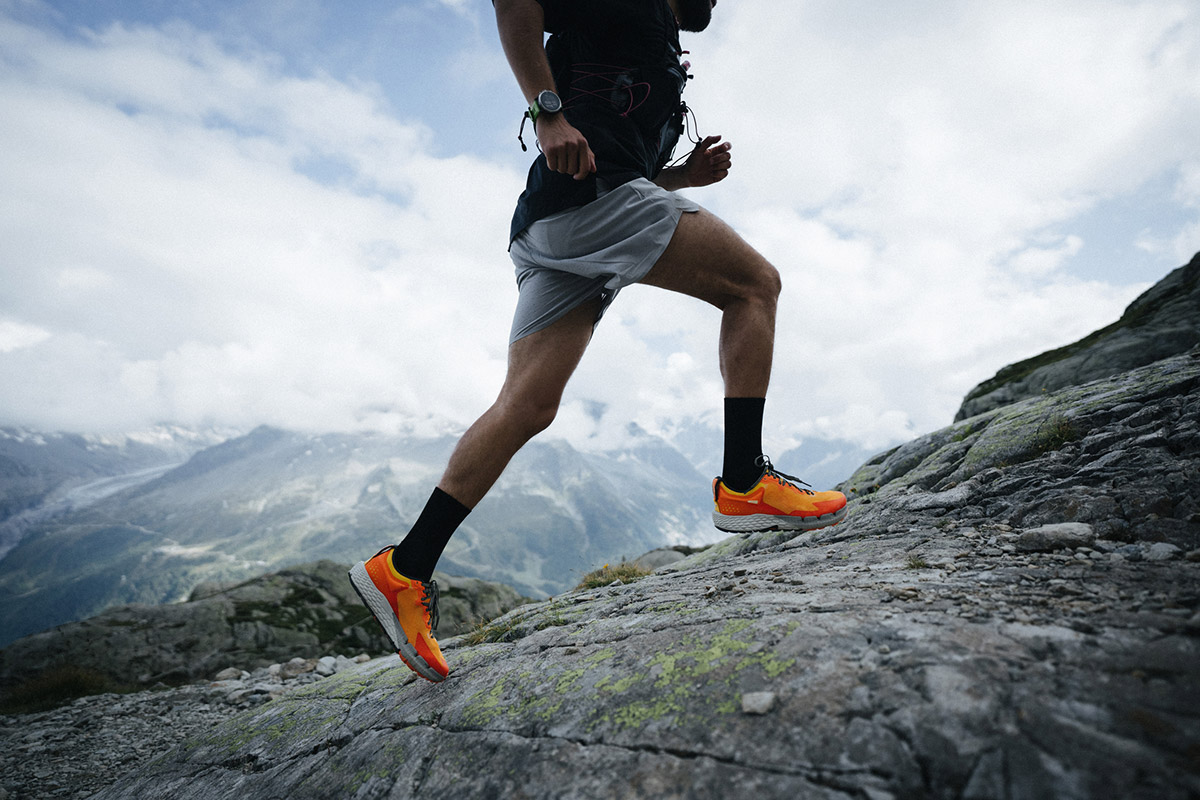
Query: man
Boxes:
[{"xmin": 349, "ymin": 0, "xmax": 848, "ymax": 684}]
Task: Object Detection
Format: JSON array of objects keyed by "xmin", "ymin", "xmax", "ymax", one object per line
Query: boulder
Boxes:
[
  {"xmin": 0, "ymin": 560, "xmax": 528, "ymax": 698},
  {"xmin": 1015, "ymin": 523, "xmax": 1096, "ymax": 552},
  {"xmin": 956, "ymin": 252, "xmax": 1200, "ymax": 420}
]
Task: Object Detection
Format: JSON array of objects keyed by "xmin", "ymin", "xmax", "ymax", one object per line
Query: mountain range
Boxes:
[{"xmin": 0, "ymin": 424, "xmax": 735, "ymax": 646}]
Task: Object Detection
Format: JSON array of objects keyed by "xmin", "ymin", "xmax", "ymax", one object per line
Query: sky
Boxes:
[{"xmin": 1, "ymin": 0, "xmax": 1198, "ymax": 463}]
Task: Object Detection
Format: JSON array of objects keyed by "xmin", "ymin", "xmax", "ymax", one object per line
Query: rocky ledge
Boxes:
[
  {"xmin": 0, "ymin": 560, "xmax": 527, "ymax": 697},
  {"xmin": 78, "ymin": 351, "xmax": 1198, "ymax": 800},
  {"xmin": 955, "ymin": 251, "xmax": 1199, "ymax": 421},
  {"xmin": 0, "ymin": 652, "xmax": 374, "ymax": 799}
]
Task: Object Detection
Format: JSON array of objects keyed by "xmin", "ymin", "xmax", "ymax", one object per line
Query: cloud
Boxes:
[
  {"xmin": 0, "ymin": 319, "xmax": 50, "ymax": 354},
  {"xmin": 0, "ymin": 15, "xmax": 520, "ymax": 433},
  {"xmin": 1, "ymin": 1, "xmax": 1197, "ymax": 460},
  {"xmin": 658, "ymin": 0, "xmax": 1200, "ymax": 439},
  {"xmin": 693, "ymin": 0, "xmax": 1200, "ymax": 245}
]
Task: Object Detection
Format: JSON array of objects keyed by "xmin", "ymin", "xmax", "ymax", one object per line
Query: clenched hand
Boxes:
[{"xmin": 537, "ymin": 114, "xmax": 596, "ymax": 181}]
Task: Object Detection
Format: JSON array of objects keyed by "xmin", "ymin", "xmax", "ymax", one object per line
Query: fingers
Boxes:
[
  {"xmin": 545, "ymin": 139, "xmax": 595, "ymax": 180},
  {"xmin": 708, "ymin": 141, "xmax": 732, "ymax": 170},
  {"xmin": 539, "ymin": 117, "xmax": 596, "ymax": 180},
  {"xmin": 574, "ymin": 147, "xmax": 596, "ymax": 180},
  {"xmin": 699, "ymin": 139, "xmax": 731, "ymax": 185}
]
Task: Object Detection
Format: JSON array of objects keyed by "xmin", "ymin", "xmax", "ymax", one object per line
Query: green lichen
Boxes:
[
  {"xmin": 286, "ymin": 668, "xmax": 374, "ymax": 702},
  {"xmin": 589, "ymin": 619, "xmax": 796, "ymax": 733},
  {"xmin": 583, "ymin": 646, "xmax": 617, "ymax": 665},
  {"xmin": 457, "ymin": 619, "xmax": 798, "ymax": 736},
  {"xmin": 459, "ymin": 669, "xmax": 566, "ymax": 728},
  {"xmin": 188, "ymin": 699, "xmax": 345, "ymax": 762},
  {"xmin": 296, "ymin": 734, "xmax": 407, "ymax": 795},
  {"xmin": 594, "ymin": 673, "xmax": 639, "ymax": 694}
]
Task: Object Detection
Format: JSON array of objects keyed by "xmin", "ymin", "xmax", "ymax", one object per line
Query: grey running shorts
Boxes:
[{"xmin": 508, "ymin": 177, "xmax": 701, "ymax": 344}]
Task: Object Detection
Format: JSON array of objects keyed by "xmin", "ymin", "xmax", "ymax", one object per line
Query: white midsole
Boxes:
[
  {"xmin": 348, "ymin": 561, "xmax": 443, "ymax": 683},
  {"xmin": 713, "ymin": 505, "xmax": 847, "ymax": 533}
]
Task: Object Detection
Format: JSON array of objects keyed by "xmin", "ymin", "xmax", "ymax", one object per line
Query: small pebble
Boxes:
[{"xmin": 741, "ymin": 691, "xmax": 777, "ymax": 715}]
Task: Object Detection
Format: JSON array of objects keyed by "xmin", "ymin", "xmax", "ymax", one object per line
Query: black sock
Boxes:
[
  {"xmin": 722, "ymin": 397, "xmax": 766, "ymax": 492},
  {"xmin": 390, "ymin": 487, "xmax": 471, "ymax": 583}
]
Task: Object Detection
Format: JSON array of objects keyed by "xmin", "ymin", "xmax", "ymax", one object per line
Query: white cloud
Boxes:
[
  {"xmin": 1, "ymin": 1, "xmax": 1197, "ymax": 460},
  {"xmin": 1006, "ymin": 236, "xmax": 1085, "ymax": 278},
  {"xmin": 666, "ymin": 0, "xmax": 1199, "ymax": 439},
  {"xmin": 0, "ymin": 319, "xmax": 50, "ymax": 354},
  {"xmin": 0, "ymin": 15, "xmax": 520, "ymax": 433}
]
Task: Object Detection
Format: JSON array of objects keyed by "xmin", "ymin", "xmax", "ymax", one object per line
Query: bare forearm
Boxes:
[
  {"xmin": 495, "ymin": 0, "xmax": 595, "ymax": 179},
  {"xmin": 495, "ymin": 0, "xmax": 556, "ymax": 104},
  {"xmin": 653, "ymin": 166, "xmax": 691, "ymax": 192}
]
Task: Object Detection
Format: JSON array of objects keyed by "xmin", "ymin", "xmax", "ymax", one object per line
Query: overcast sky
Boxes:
[{"xmin": 1, "ymin": 0, "xmax": 1197, "ymax": 459}]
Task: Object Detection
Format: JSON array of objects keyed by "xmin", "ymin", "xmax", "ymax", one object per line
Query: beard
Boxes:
[{"xmin": 676, "ymin": 0, "xmax": 714, "ymax": 32}]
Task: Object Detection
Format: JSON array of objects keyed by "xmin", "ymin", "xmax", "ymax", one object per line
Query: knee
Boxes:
[
  {"xmin": 745, "ymin": 261, "xmax": 781, "ymax": 309},
  {"xmin": 500, "ymin": 393, "xmax": 559, "ymax": 440},
  {"xmin": 763, "ymin": 263, "xmax": 783, "ymax": 302},
  {"xmin": 525, "ymin": 400, "xmax": 559, "ymax": 438}
]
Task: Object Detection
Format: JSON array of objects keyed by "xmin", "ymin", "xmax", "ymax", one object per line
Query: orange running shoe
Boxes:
[
  {"xmin": 348, "ymin": 546, "xmax": 449, "ymax": 683},
  {"xmin": 713, "ymin": 456, "xmax": 848, "ymax": 533}
]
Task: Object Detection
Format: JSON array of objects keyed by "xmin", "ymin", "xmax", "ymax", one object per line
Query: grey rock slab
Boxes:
[
  {"xmin": 1015, "ymin": 522, "xmax": 1097, "ymax": 552},
  {"xmin": 43, "ymin": 351, "xmax": 1200, "ymax": 799},
  {"xmin": 1144, "ymin": 542, "xmax": 1183, "ymax": 561},
  {"xmin": 955, "ymin": 253, "xmax": 1200, "ymax": 420},
  {"xmin": 93, "ymin": 535, "xmax": 1200, "ymax": 799}
]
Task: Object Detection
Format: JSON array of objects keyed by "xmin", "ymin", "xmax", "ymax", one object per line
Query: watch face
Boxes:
[{"xmin": 538, "ymin": 90, "xmax": 562, "ymax": 114}]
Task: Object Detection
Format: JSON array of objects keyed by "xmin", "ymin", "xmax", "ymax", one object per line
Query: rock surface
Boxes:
[
  {"xmin": 0, "ymin": 651, "xmax": 372, "ymax": 799},
  {"xmin": 81, "ymin": 351, "xmax": 1199, "ymax": 800},
  {"xmin": 0, "ymin": 560, "xmax": 526, "ymax": 697},
  {"xmin": 956, "ymin": 252, "xmax": 1200, "ymax": 421}
]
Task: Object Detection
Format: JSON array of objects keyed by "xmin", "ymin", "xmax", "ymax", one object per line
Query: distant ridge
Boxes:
[{"xmin": 0, "ymin": 427, "xmax": 715, "ymax": 646}]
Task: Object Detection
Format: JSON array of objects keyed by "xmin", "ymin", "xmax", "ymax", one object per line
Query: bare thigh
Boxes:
[{"xmin": 639, "ymin": 208, "xmax": 780, "ymax": 308}]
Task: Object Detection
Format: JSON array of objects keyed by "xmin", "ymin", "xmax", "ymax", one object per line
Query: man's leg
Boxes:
[
  {"xmin": 438, "ymin": 298, "xmax": 601, "ymax": 507},
  {"xmin": 639, "ymin": 209, "xmax": 781, "ymax": 398},
  {"xmin": 640, "ymin": 209, "xmax": 780, "ymax": 491},
  {"xmin": 640, "ymin": 208, "xmax": 847, "ymax": 533},
  {"xmin": 389, "ymin": 297, "xmax": 603, "ymax": 582},
  {"xmin": 349, "ymin": 298, "xmax": 601, "ymax": 683}
]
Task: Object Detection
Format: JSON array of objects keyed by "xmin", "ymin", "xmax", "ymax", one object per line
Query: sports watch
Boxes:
[{"xmin": 529, "ymin": 89, "xmax": 563, "ymax": 123}]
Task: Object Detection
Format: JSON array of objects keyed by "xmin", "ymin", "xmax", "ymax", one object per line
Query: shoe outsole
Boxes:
[
  {"xmin": 713, "ymin": 504, "xmax": 848, "ymax": 534},
  {"xmin": 348, "ymin": 561, "xmax": 446, "ymax": 684}
]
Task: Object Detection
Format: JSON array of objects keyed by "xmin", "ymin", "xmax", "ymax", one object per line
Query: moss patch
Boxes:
[{"xmin": 457, "ymin": 619, "xmax": 797, "ymax": 737}]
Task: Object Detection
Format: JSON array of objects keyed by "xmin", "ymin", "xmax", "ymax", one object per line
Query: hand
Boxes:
[
  {"xmin": 682, "ymin": 135, "xmax": 731, "ymax": 188},
  {"xmin": 537, "ymin": 114, "xmax": 596, "ymax": 181}
]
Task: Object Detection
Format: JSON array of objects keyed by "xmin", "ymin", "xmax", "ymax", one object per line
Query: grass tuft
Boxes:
[
  {"xmin": 574, "ymin": 561, "xmax": 653, "ymax": 591},
  {"xmin": 462, "ymin": 615, "xmax": 526, "ymax": 646},
  {"xmin": 1033, "ymin": 414, "xmax": 1081, "ymax": 455}
]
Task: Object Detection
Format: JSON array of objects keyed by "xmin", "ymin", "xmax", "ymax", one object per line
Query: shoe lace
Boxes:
[
  {"xmin": 421, "ymin": 579, "xmax": 441, "ymax": 633},
  {"xmin": 756, "ymin": 455, "xmax": 815, "ymax": 495},
  {"xmin": 375, "ymin": 546, "xmax": 441, "ymax": 633}
]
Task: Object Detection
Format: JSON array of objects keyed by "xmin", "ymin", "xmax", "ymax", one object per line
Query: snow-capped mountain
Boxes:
[{"xmin": 0, "ymin": 425, "xmax": 721, "ymax": 647}]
